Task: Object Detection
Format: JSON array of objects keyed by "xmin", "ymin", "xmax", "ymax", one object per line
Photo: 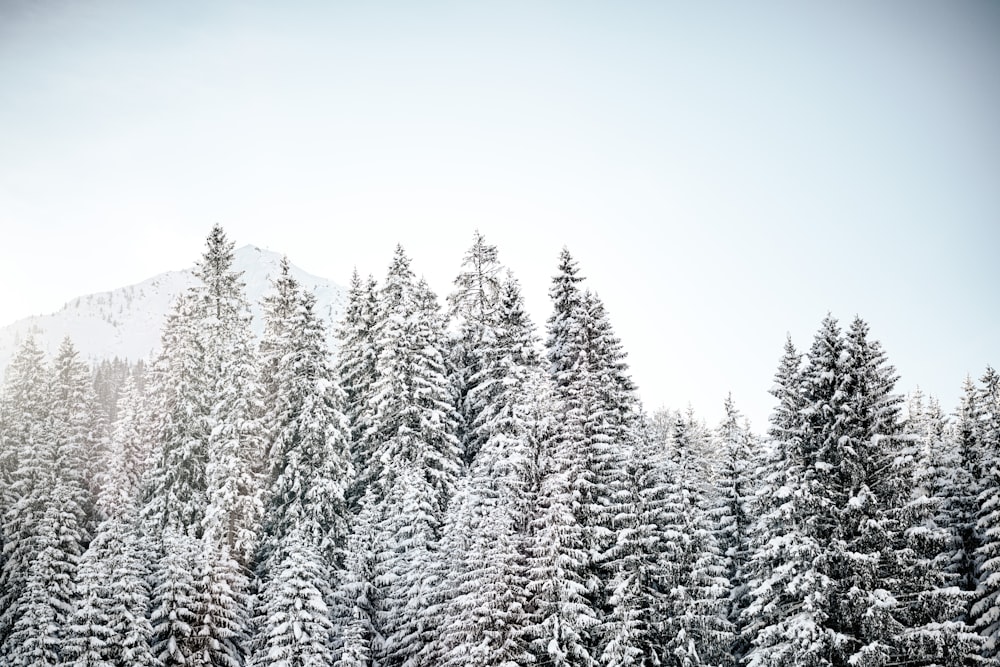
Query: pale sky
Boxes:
[{"xmin": 1, "ymin": 0, "xmax": 997, "ymax": 428}]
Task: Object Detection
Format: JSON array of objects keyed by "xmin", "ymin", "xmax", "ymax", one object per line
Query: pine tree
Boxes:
[
  {"xmin": 661, "ymin": 411, "xmax": 733, "ymax": 667},
  {"xmin": 974, "ymin": 366, "xmax": 1000, "ymax": 660},
  {"xmin": 359, "ymin": 245, "xmax": 461, "ymax": 516},
  {"xmin": 744, "ymin": 333, "xmax": 835, "ymax": 666},
  {"xmin": 0, "ymin": 337, "xmax": 51, "ymax": 653},
  {"xmin": 258, "ymin": 259, "xmax": 353, "ymax": 575},
  {"xmin": 0, "ymin": 338, "xmax": 91, "ymax": 664},
  {"xmin": 249, "ymin": 532, "xmax": 336, "ymax": 667},
  {"xmin": 374, "ymin": 465, "xmax": 441, "ymax": 667},
  {"xmin": 189, "ymin": 541, "xmax": 248, "ymax": 667},
  {"xmin": 98, "ymin": 375, "xmax": 153, "ymax": 519},
  {"xmin": 151, "ymin": 531, "xmax": 199, "ymax": 667},
  {"xmin": 447, "ymin": 231, "xmax": 504, "ymax": 466},
  {"xmin": 142, "ymin": 225, "xmax": 263, "ymax": 566},
  {"xmin": 714, "ymin": 395, "xmax": 757, "ymax": 662},
  {"xmin": 337, "ymin": 270, "xmax": 380, "ymax": 509},
  {"xmin": 895, "ymin": 390, "xmax": 981, "ymax": 665},
  {"xmin": 142, "ymin": 292, "xmax": 211, "ymax": 538},
  {"xmin": 336, "ymin": 493, "xmax": 382, "ymax": 667}
]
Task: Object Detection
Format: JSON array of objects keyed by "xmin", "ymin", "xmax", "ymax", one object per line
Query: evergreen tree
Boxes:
[
  {"xmin": 661, "ymin": 411, "xmax": 733, "ymax": 667},
  {"xmin": 374, "ymin": 465, "xmax": 441, "ymax": 667},
  {"xmin": 952, "ymin": 377, "xmax": 985, "ymax": 598},
  {"xmin": 545, "ymin": 247, "xmax": 584, "ymax": 391},
  {"xmin": 714, "ymin": 395, "xmax": 757, "ymax": 662},
  {"xmin": 746, "ymin": 316, "xmax": 918, "ymax": 666},
  {"xmin": 189, "ymin": 541, "xmax": 248, "ymax": 667},
  {"xmin": 600, "ymin": 418, "xmax": 674, "ymax": 666},
  {"xmin": 358, "ymin": 245, "xmax": 461, "ymax": 516},
  {"xmin": 447, "ymin": 230, "xmax": 504, "ymax": 466},
  {"xmin": 142, "ymin": 293, "xmax": 211, "ymax": 538},
  {"xmin": 151, "ymin": 531, "xmax": 199, "ymax": 667},
  {"xmin": 8, "ymin": 502, "xmax": 70, "ymax": 667},
  {"xmin": 258, "ymin": 258, "xmax": 353, "ymax": 574},
  {"xmin": 336, "ymin": 270, "xmax": 380, "ymax": 509},
  {"xmin": 525, "ymin": 424, "xmax": 599, "ymax": 667},
  {"xmin": 336, "ymin": 493, "xmax": 382, "ymax": 667},
  {"xmin": 249, "ymin": 532, "xmax": 336, "ymax": 667},
  {"xmin": 896, "ymin": 390, "xmax": 981, "ymax": 665},
  {"xmin": 974, "ymin": 366, "xmax": 1000, "ymax": 660},
  {"xmin": 827, "ymin": 316, "xmax": 906, "ymax": 665},
  {"xmin": 142, "ymin": 225, "xmax": 263, "ymax": 566},
  {"xmin": 50, "ymin": 336, "xmax": 106, "ymax": 526},
  {"xmin": 1, "ymin": 338, "xmax": 91, "ymax": 664},
  {"xmin": 432, "ymin": 276, "xmax": 541, "ymax": 667},
  {"xmin": 98, "ymin": 374, "xmax": 152, "ymax": 519},
  {"xmin": 0, "ymin": 337, "xmax": 51, "ymax": 653},
  {"xmin": 64, "ymin": 534, "xmax": 117, "ymax": 667},
  {"xmin": 542, "ymin": 251, "xmax": 642, "ymax": 661},
  {"xmin": 744, "ymin": 333, "xmax": 835, "ymax": 666},
  {"xmin": 63, "ymin": 513, "xmax": 158, "ymax": 667}
]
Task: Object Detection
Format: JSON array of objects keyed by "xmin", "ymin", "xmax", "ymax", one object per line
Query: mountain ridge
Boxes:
[{"xmin": 0, "ymin": 245, "xmax": 347, "ymax": 373}]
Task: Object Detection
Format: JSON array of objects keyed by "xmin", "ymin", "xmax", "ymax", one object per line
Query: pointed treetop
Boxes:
[
  {"xmin": 385, "ymin": 245, "xmax": 415, "ymax": 288},
  {"xmin": 448, "ymin": 230, "xmax": 502, "ymax": 324}
]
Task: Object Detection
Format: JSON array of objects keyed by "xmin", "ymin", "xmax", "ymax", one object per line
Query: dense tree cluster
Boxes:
[{"xmin": 0, "ymin": 224, "xmax": 995, "ymax": 666}]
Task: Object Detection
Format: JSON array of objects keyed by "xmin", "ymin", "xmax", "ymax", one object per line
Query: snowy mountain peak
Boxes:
[{"xmin": 0, "ymin": 246, "xmax": 347, "ymax": 374}]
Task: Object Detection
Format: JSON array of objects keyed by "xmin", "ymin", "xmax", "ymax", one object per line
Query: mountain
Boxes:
[{"xmin": 0, "ymin": 245, "xmax": 347, "ymax": 374}]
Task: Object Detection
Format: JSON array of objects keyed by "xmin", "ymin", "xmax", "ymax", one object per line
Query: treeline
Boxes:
[{"xmin": 0, "ymin": 224, "xmax": 997, "ymax": 667}]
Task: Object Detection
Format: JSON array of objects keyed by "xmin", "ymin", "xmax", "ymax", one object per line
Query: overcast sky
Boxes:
[{"xmin": 1, "ymin": 0, "xmax": 997, "ymax": 427}]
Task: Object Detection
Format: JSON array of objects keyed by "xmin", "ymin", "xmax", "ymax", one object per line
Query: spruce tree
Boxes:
[
  {"xmin": 433, "ymin": 275, "xmax": 540, "ymax": 667},
  {"xmin": 359, "ymin": 245, "xmax": 461, "ymax": 516},
  {"xmin": 151, "ymin": 531, "xmax": 199, "ymax": 666},
  {"xmin": 336, "ymin": 270, "xmax": 380, "ymax": 509},
  {"xmin": 541, "ymin": 251, "xmax": 642, "ymax": 661},
  {"xmin": 714, "ymin": 394, "xmax": 757, "ymax": 662},
  {"xmin": 98, "ymin": 374, "xmax": 152, "ymax": 519},
  {"xmin": 336, "ymin": 493, "xmax": 382, "ymax": 667},
  {"xmin": 744, "ymin": 333, "xmax": 835, "ymax": 666},
  {"xmin": 249, "ymin": 531, "xmax": 336, "ymax": 667},
  {"xmin": 373, "ymin": 465, "xmax": 441, "ymax": 667},
  {"xmin": 600, "ymin": 418, "xmax": 673, "ymax": 666},
  {"xmin": 661, "ymin": 411, "xmax": 733, "ymax": 667},
  {"xmin": 525, "ymin": 424, "xmax": 599, "ymax": 667},
  {"xmin": 974, "ymin": 366, "xmax": 1000, "ymax": 660},
  {"xmin": 63, "ymin": 513, "xmax": 158, "ymax": 667},
  {"xmin": 0, "ymin": 338, "xmax": 92, "ymax": 664},
  {"xmin": 747, "ymin": 316, "xmax": 921, "ymax": 666},
  {"xmin": 895, "ymin": 390, "xmax": 981, "ymax": 664},
  {"xmin": 0, "ymin": 337, "xmax": 51, "ymax": 653},
  {"xmin": 258, "ymin": 259, "xmax": 353, "ymax": 575},
  {"xmin": 447, "ymin": 230, "xmax": 504, "ymax": 466},
  {"xmin": 143, "ymin": 225, "xmax": 264, "ymax": 566},
  {"xmin": 189, "ymin": 541, "xmax": 248, "ymax": 667}
]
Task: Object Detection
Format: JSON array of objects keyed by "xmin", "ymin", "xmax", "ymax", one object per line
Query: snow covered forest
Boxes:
[{"xmin": 1, "ymin": 224, "xmax": 997, "ymax": 667}]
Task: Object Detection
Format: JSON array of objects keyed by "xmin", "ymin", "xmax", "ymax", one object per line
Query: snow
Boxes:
[{"xmin": 0, "ymin": 245, "xmax": 346, "ymax": 375}]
